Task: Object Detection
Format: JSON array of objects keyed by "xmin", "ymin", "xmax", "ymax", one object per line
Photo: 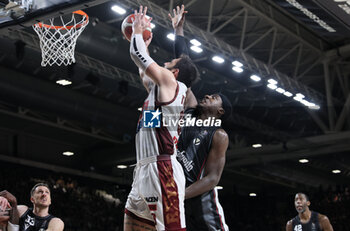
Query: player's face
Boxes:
[
  {"xmin": 199, "ymin": 94, "xmax": 223, "ymax": 109},
  {"xmin": 164, "ymin": 58, "xmax": 181, "ymax": 71},
  {"xmin": 31, "ymin": 186, "xmax": 51, "ymax": 208},
  {"xmin": 294, "ymin": 193, "xmax": 309, "ymax": 213}
]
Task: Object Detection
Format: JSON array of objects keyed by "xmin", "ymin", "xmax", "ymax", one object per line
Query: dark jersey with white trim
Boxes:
[
  {"xmin": 19, "ymin": 208, "xmax": 55, "ymax": 231},
  {"xmin": 177, "ymin": 108, "xmax": 218, "ymax": 186},
  {"xmin": 177, "ymin": 108, "xmax": 229, "ymax": 231},
  {"xmin": 292, "ymin": 211, "xmax": 321, "ymax": 231}
]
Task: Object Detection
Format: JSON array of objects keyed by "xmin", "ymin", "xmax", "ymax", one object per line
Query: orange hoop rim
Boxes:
[{"xmin": 34, "ymin": 10, "xmax": 89, "ymax": 30}]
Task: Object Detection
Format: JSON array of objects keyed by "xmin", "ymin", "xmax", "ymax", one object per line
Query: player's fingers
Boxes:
[
  {"xmin": 143, "ymin": 6, "xmax": 147, "ymax": 17},
  {"xmin": 176, "ymin": 5, "xmax": 180, "ymax": 14},
  {"xmin": 139, "ymin": 5, "xmax": 143, "ymax": 15},
  {"xmin": 173, "ymin": 8, "xmax": 176, "ymax": 16}
]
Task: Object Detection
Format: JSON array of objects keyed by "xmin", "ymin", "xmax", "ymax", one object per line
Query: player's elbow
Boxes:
[{"xmin": 208, "ymin": 175, "xmax": 220, "ymax": 190}]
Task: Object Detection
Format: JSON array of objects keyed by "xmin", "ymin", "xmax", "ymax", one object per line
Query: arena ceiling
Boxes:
[{"xmin": 0, "ymin": 0, "xmax": 350, "ymax": 193}]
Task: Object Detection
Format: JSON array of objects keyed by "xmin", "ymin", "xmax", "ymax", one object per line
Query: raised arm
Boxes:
[
  {"xmin": 185, "ymin": 129, "xmax": 228, "ymax": 199},
  {"xmin": 130, "ymin": 6, "xmax": 177, "ymax": 90},
  {"xmin": 169, "ymin": 4, "xmax": 189, "ymax": 58},
  {"xmin": 169, "ymin": 5, "xmax": 197, "ymax": 109},
  {"xmin": 138, "ymin": 33, "xmax": 154, "ymax": 93}
]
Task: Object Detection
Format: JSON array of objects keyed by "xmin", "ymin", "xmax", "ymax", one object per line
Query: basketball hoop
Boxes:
[{"xmin": 32, "ymin": 10, "xmax": 89, "ymax": 66}]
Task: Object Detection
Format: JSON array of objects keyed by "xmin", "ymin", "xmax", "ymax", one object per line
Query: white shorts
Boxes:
[{"xmin": 125, "ymin": 154, "xmax": 186, "ymax": 231}]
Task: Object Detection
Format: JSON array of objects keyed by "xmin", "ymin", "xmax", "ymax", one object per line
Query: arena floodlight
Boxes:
[
  {"xmin": 308, "ymin": 104, "xmax": 320, "ymax": 110},
  {"xmin": 295, "ymin": 93, "xmax": 305, "ymax": 98},
  {"xmin": 190, "ymin": 45, "xmax": 203, "ymax": 53},
  {"xmin": 167, "ymin": 33, "xmax": 175, "ymax": 41},
  {"xmin": 232, "ymin": 60, "xmax": 243, "ymax": 67},
  {"xmin": 249, "ymin": 193, "xmax": 257, "ymax": 197},
  {"xmin": 275, "ymin": 87, "xmax": 286, "ymax": 94},
  {"xmin": 138, "ymin": 107, "xmax": 142, "ymax": 111},
  {"xmin": 268, "ymin": 79, "xmax": 277, "ymax": 85},
  {"xmin": 56, "ymin": 79, "xmax": 72, "ymax": 86},
  {"xmin": 299, "ymin": 159, "xmax": 309, "ymax": 163},
  {"xmin": 250, "ymin": 75, "xmax": 261, "ymax": 82},
  {"xmin": 63, "ymin": 151, "xmax": 74, "ymax": 156},
  {"xmin": 190, "ymin": 39, "xmax": 201, "ymax": 46},
  {"xmin": 267, "ymin": 84, "xmax": 277, "ymax": 90},
  {"xmin": 117, "ymin": 165, "xmax": 128, "ymax": 169},
  {"xmin": 332, "ymin": 169, "xmax": 341, "ymax": 174},
  {"xmin": 232, "ymin": 66, "xmax": 243, "ymax": 73},
  {"xmin": 283, "ymin": 91, "xmax": 293, "ymax": 97},
  {"xmin": 215, "ymin": 186, "xmax": 223, "ymax": 190},
  {"xmin": 252, "ymin": 144, "xmax": 262, "ymax": 148},
  {"xmin": 111, "ymin": 5, "xmax": 126, "ymax": 15},
  {"xmin": 212, "ymin": 56, "xmax": 225, "ymax": 63}
]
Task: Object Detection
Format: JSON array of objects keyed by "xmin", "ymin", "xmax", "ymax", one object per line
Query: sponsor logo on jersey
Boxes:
[
  {"xmin": 145, "ymin": 196, "xmax": 159, "ymax": 202},
  {"xmin": 177, "ymin": 150, "xmax": 194, "ymax": 172},
  {"xmin": 193, "ymin": 138, "xmax": 201, "ymax": 145}
]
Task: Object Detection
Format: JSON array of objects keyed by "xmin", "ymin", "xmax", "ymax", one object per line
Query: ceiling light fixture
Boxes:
[
  {"xmin": 190, "ymin": 45, "xmax": 203, "ymax": 53},
  {"xmin": 111, "ymin": 5, "xmax": 126, "ymax": 15},
  {"xmin": 56, "ymin": 79, "xmax": 72, "ymax": 86},
  {"xmin": 167, "ymin": 33, "xmax": 175, "ymax": 41},
  {"xmin": 250, "ymin": 75, "xmax": 261, "ymax": 82},
  {"xmin": 212, "ymin": 56, "xmax": 225, "ymax": 63},
  {"xmin": 232, "ymin": 66, "xmax": 243, "ymax": 73},
  {"xmin": 63, "ymin": 151, "xmax": 74, "ymax": 156},
  {"xmin": 190, "ymin": 39, "xmax": 201, "ymax": 46}
]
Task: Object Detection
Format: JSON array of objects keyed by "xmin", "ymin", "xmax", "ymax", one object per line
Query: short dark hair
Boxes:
[
  {"xmin": 296, "ymin": 192, "xmax": 309, "ymax": 201},
  {"xmin": 30, "ymin": 183, "xmax": 50, "ymax": 196},
  {"xmin": 174, "ymin": 55, "xmax": 199, "ymax": 88}
]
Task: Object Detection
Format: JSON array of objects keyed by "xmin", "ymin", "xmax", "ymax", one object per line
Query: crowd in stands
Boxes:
[{"xmin": 1, "ymin": 161, "xmax": 349, "ymax": 230}]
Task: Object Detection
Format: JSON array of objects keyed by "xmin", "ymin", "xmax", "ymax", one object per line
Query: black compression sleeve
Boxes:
[{"xmin": 174, "ymin": 35, "xmax": 189, "ymax": 58}]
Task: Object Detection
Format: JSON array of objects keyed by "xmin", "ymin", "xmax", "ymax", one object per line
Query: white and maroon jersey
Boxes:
[{"xmin": 136, "ymin": 81, "xmax": 187, "ymax": 161}]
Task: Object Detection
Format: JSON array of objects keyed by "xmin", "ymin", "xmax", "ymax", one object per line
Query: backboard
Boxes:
[{"xmin": 0, "ymin": 0, "xmax": 108, "ymax": 31}]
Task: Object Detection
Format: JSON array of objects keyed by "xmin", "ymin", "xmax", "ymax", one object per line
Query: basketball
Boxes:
[{"xmin": 121, "ymin": 14, "xmax": 152, "ymax": 42}]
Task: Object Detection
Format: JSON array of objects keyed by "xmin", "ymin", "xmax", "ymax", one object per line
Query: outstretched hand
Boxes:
[
  {"xmin": 0, "ymin": 197, "xmax": 10, "ymax": 212},
  {"xmin": 132, "ymin": 6, "xmax": 152, "ymax": 35},
  {"xmin": 0, "ymin": 191, "xmax": 17, "ymax": 207},
  {"xmin": 168, "ymin": 4, "xmax": 187, "ymax": 30}
]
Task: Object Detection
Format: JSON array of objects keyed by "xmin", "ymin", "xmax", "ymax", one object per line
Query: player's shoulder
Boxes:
[
  {"xmin": 213, "ymin": 128, "xmax": 228, "ymax": 140},
  {"xmin": 48, "ymin": 217, "xmax": 64, "ymax": 230},
  {"xmin": 177, "ymin": 80, "xmax": 188, "ymax": 91},
  {"xmin": 318, "ymin": 213, "xmax": 330, "ymax": 222},
  {"xmin": 17, "ymin": 205, "xmax": 29, "ymax": 217}
]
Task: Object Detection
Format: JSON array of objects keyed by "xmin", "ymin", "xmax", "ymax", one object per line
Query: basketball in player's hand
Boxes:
[{"xmin": 121, "ymin": 14, "xmax": 152, "ymax": 42}]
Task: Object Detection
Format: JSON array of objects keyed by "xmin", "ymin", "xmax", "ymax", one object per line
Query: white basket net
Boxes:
[{"xmin": 32, "ymin": 11, "xmax": 89, "ymax": 66}]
